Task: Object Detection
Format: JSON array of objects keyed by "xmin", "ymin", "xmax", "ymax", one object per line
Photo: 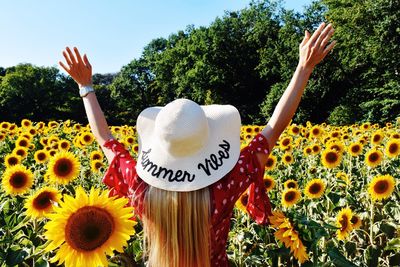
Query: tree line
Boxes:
[{"xmin": 0, "ymin": 0, "xmax": 399, "ymax": 126}]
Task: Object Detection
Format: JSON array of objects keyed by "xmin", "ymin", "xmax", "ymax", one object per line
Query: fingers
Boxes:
[
  {"xmin": 62, "ymin": 50, "xmax": 73, "ymax": 66},
  {"xmin": 315, "ymin": 24, "xmax": 334, "ymax": 49},
  {"xmin": 66, "ymin": 47, "xmax": 77, "ymax": 65},
  {"xmin": 59, "ymin": 61, "xmax": 70, "ymax": 73},
  {"xmin": 320, "ymin": 27, "xmax": 335, "ymax": 49},
  {"xmin": 300, "ymin": 30, "xmax": 311, "ymax": 47},
  {"xmin": 307, "ymin": 22, "xmax": 326, "ymax": 46},
  {"xmin": 322, "ymin": 40, "xmax": 337, "ymax": 57},
  {"xmin": 83, "ymin": 54, "xmax": 92, "ymax": 70},
  {"xmin": 73, "ymin": 47, "xmax": 84, "ymax": 65}
]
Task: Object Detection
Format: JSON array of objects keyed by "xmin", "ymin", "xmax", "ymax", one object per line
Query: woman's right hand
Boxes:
[{"xmin": 59, "ymin": 47, "xmax": 93, "ymax": 87}]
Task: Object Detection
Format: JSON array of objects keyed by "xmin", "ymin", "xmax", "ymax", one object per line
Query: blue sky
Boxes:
[{"xmin": 0, "ymin": 0, "xmax": 312, "ymax": 74}]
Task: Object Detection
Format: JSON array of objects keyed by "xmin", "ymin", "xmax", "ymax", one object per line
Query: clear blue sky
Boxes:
[{"xmin": 0, "ymin": 0, "xmax": 312, "ymax": 74}]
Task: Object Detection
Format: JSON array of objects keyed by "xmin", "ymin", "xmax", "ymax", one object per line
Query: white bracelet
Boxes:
[{"xmin": 79, "ymin": 85, "xmax": 95, "ymax": 97}]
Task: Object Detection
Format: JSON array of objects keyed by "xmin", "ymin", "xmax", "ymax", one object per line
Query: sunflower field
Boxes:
[{"xmin": 0, "ymin": 118, "xmax": 399, "ymax": 267}]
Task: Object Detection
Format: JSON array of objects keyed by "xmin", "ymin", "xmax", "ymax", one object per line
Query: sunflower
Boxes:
[
  {"xmin": 12, "ymin": 146, "xmax": 29, "ymax": 159},
  {"xmin": 289, "ymin": 125, "xmax": 300, "ymax": 136},
  {"xmin": 385, "ymin": 139, "xmax": 400, "ymax": 158},
  {"xmin": 59, "ymin": 140, "xmax": 71, "ymax": 151},
  {"xmin": 310, "ymin": 125, "xmax": 323, "ymax": 139},
  {"xmin": 80, "ymin": 132, "xmax": 95, "ymax": 146},
  {"xmin": 348, "ymin": 142, "xmax": 363, "ymax": 157},
  {"xmin": 365, "ymin": 149, "xmax": 383, "ymax": 168},
  {"xmin": 0, "ymin": 121, "xmax": 10, "ymax": 130},
  {"xmin": 16, "ymin": 136, "xmax": 31, "ymax": 148},
  {"xmin": 0, "ymin": 133, "xmax": 5, "ymax": 142},
  {"xmin": 21, "ymin": 119, "xmax": 32, "ymax": 128},
  {"xmin": 264, "ymin": 154, "xmax": 277, "ymax": 171},
  {"xmin": 48, "ymin": 121, "xmax": 59, "ymax": 128},
  {"xmin": 124, "ymin": 136, "xmax": 136, "ymax": 145},
  {"xmin": 321, "ymin": 149, "xmax": 342, "ymax": 168},
  {"xmin": 368, "ymin": 174, "xmax": 396, "ymax": 201},
  {"xmin": 311, "ymin": 144, "xmax": 321, "ymax": 155},
  {"xmin": 90, "ymin": 151, "xmax": 104, "ymax": 161},
  {"xmin": 34, "ymin": 150, "xmax": 50, "ymax": 164},
  {"xmin": 263, "ymin": 175, "xmax": 275, "ymax": 192},
  {"xmin": 304, "ymin": 179, "xmax": 326, "ymax": 199},
  {"xmin": 327, "ymin": 141, "xmax": 345, "ymax": 154},
  {"xmin": 1, "ymin": 164, "xmax": 34, "ymax": 195},
  {"xmin": 303, "ymin": 146, "xmax": 313, "ymax": 156},
  {"xmin": 5, "ymin": 154, "xmax": 22, "ymax": 168},
  {"xmin": 269, "ymin": 210, "xmax": 309, "ymax": 264},
  {"xmin": 24, "ymin": 187, "xmax": 61, "ymax": 218},
  {"xmin": 44, "ymin": 187, "xmax": 136, "ymax": 267},
  {"xmin": 279, "ymin": 136, "xmax": 292, "ymax": 150},
  {"xmin": 371, "ymin": 130, "xmax": 384, "ymax": 145},
  {"xmin": 282, "ymin": 153, "xmax": 294, "ymax": 165},
  {"xmin": 281, "ymin": 188, "xmax": 301, "ymax": 208},
  {"xmin": 336, "ymin": 207, "xmax": 354, "ymax": 240},
  {"xmin": 132, "ymin": 144, "xmax": 139, "ymax": 154},
  {"xmin": 235, "ymin": 191, "xmax": 249, "ymax": 214},
  {"xmin": 91, "ymin": 160, "xmax": 104, "ymax": 174},
  {"xmin": 46, "ymin": 151, "xmax": 80, "ymax": 184},
  {"xmin": 284, "ymin": 179, "xmax": 298, "ymax": 189},
  {"xmin": 361, "ymin": 122, "xmax": 371, "ymax": 131},
  {"xmin": 351, "ymin": 215, "xmax": 362, "ymax": 230}
]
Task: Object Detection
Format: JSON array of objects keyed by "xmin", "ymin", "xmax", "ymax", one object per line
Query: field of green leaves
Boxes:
[{"xmin": 0, "ymin": 119, "xmax": 399, "ymax": 266}]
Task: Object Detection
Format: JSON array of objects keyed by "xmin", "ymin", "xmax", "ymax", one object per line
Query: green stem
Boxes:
[{"xmin": 370, "ymin": 200, "xmax": 374, "ymax": 246}]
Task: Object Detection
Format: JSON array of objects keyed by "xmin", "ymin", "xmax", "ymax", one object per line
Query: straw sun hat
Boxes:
[{"xmin": 136, "ymin": 98, "xmax": 241, "ymax": 192}]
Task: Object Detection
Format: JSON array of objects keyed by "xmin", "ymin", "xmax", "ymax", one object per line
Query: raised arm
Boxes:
[
  {"xmin": 257, "ymin": 22, "xmax": 336, "ymax": 166},
  {"xmin": 59, "ymin": 47, "xmax": 115, "ymax": 163}
]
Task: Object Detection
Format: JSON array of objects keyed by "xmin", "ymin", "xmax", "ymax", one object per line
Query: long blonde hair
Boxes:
[{"xmin": 142, "ymin": 186, "xmax": 211, "ymax": 267}]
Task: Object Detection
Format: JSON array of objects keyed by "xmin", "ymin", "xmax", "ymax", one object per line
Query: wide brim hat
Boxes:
[{"xmin": 136, "ymin": 98, "xmax": 241, "ymax": 192}]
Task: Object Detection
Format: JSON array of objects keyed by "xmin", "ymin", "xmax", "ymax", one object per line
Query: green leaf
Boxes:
[
  {"xmin": 5, "ymin": 247, "xmax": 29, "ymax": 266},
  {"xmin": 365, "ymin": 245, "xmax": 381, "ymax": 267},
  {"xmin": 385, "ymin": 238, "xmax": 400, "ymax": 252},
  {"xmin": 327, "ymin": 245, "xmax": 358, "ymax": 267},
  {"xmin": 35, "ymin": 258, "xmax": 50, "ymax": 267},
  {"xmin": 380, "ymin": 222, "xmax": 396, "ymax": 238}
]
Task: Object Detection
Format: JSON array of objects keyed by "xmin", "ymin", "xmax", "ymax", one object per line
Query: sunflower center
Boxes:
[
  {"xmin": 351, "ymin": 145, "xmax": 360, "ymax": 153},
  {"xmin": 326, "ymin": 151, "xmax": 338, "ymax": 163},
  {"xmin": 287, "ymin": 182, "xmax": 296, "ymax": 189},
  {"xmin": 61, "ymin": 143, "xmax": 69, "ymax": 149},
  {"xmin": 389, "ymin": 143, "xmax": 398, "ymax": 154},
  {"xmin": 350, "ymin": 216, "xmax": 358, "ymax": 225},
  {"xmin": 340, "ymin": 215, "xmax": 348, "ymax": 231},
  {"xmin": 54, "ymin": 159, "xmax": 73, "ymax": 177},
  {"xmin": 84, "ymin": 135, "xmax": 91, "ymax": 142},
  {"xmin": 264, "ymin": 179, "xmax": 272, "ymax": 188},
  {"xmin": 240, "ymin": 194, "xmax": 248, "ymax": 206},
  {"xmin": 93, "ymin": 154, "xmax": 101, "ymax": 160},
  {"xmin": 37, "ymin": 152, "xmax": 46, "ymax": 161},
  {"xmin": 312, "ymin": 129, "xmax": 319, "ymax": 135},
  {"xmin": 33, "ymin": 192, "xmax": 53, "ymax": 210},
  {"xmin": 282, "ymin": 139, "xmax": 290, "ymax": 146},
  {"xmin": 309, "ymin": 183, "xmax": 322, "ymax": 194},
  {"xmin": 266, "ymin": 158, "xmax": 274, "ymax": 167},
  {"xmin": 16, "ymin": 150, "xmax": 25, "ymax": 157},
  {"xmin": 285, "ymin": 156, "xmax": 292, "ymax": 162},
  {"xmin": 373, "ymin": 180, "xmax": 388, "ymax": 194},
  {"xmin": 284, "ymin": 191, "xmax": 296, "ymax": 202},
  {"xmin": 65, "ymin": 206, "xmax": 114, "ymax": 251},
  {"xmin": 373, "ymin": 135, "xmax": 381, "ymax": 143},
  {"xmin": 19, "ymin": 140, "xmax": 28, "ymax": 147},
  {"xmin": 368, "ymin": 152, "xmax": 379, "ymax": 163},
  {"xmin": 10, "ymin": 172, "xmax": 27, "ymax": 188},
  {"xmin": 7, "ymin": 157, "xmax": 19, "ymax": 165}
]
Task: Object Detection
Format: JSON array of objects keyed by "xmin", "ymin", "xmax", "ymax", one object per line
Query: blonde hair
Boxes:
[{"xmin": 142, "ymin": 186, "xmax": 211, "ymax": 267}]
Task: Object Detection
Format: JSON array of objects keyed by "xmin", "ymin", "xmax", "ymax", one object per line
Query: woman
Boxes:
[{"xmin": 59, "ymin": 22, "xmax": 335, "ymax": 267}]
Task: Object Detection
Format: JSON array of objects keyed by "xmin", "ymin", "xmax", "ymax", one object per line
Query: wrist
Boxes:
[
  {"xmin": 296, "ymin": 63, "xmax": 313, "ymax": 76},
  {"xmin": 79, "ymin": 85, "xmax": 95, "ymax": 97}
]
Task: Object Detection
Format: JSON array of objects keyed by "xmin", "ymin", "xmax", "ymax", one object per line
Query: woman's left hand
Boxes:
[{"xmin": 59, "ymin": 47, "xmax": 93, "ymax": 87}]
